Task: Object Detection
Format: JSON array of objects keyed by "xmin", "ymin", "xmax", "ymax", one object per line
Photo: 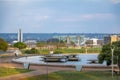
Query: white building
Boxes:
[
  {"xmin": 25, "ymin": 40, "xmax": 37, "ymax": 48},
  {"xmin": 85, "ymin": 38, "xmax": 103, "ymax": 47},
  {"xmin": 18, "ymin": 29, "xmax": 23, "ymax": 42},
  {"xmin": 90, "ymin": 38, "xmax": 98, "ymax": 46}
]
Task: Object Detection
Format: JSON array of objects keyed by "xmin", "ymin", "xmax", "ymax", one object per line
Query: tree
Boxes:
[
  {"xmin": 0, "ymin": 38, "xmax": 8, "ymax": 51},
  {"xmin": 98, "ymin": 41, "xmax": 120, "ymax": 66},
  {"xmin": 14, "ymin": 42, "xmax": 27, "ymax": 49}
]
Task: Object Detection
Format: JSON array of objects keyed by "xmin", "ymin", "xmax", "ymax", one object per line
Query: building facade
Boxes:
[
  {"xmin": 25, "ymin": 40, "xmax": 37, "ymax": 48},
  {"xmin": 53, "ymin": 35, "xmax": 85, "ymax": 46},
  {"xmin": 18, "ymin": 29, "xmax": 23, "ymax": 42},
  {"xmin": 104, "ymin": 35, "xmax": 120, "ymax": 45},
  {"xmin": 85, "ymin": 38, "xmax": 103, "ymax": 47}
]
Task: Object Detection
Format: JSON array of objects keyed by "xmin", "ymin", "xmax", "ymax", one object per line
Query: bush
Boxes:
[
  {"xmin": 53, "ymin": 50, "xmax": 63, "ymax": 54},
  {"xmin": 25, "ymin": 48, "xmax": 39, "ymax": 54}
]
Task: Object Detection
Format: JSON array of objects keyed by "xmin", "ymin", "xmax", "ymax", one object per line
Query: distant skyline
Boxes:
[{"xmin": 0, "ymin": 0, "xmax": 120, "ymax": 33}]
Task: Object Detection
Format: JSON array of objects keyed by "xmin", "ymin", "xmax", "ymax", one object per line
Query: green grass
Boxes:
[
  {"xmin": 0, "ymin": 67, "xmax": 31, "ymax": 77},
  {"xmin": 21, "ymin": 71, "xmax": 120, "ymax": 80},
  {"xmin": 23, "ymin": 47, "xmax": 101, "ymax": 54},
  {"xmin": 53, "ymin": 47, "xmax": 101, "ymax": 54},
  {"xmin": 54, "ymin": 48, "xmax": 85, "ymax": 53},
  {"xmin": 87, "ymin": 47, "xmax": 101, "ymax": 53}
]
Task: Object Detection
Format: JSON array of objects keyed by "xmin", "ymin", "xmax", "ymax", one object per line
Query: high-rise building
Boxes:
[
  {"xmin": 18, "ymin": 29, "xmax": 23, "ymax": 42},
  {"xmin": 66, "ymin": 36, "xmax": 70, "ymax": 45},
  {"xmin": 77, "ymin": 36, "xmax": 80, "ymax": 46}
]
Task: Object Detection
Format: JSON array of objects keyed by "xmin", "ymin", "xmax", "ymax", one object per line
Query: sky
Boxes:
[{"xmin": 0, "ymin": 0, "xmax": 120, "ymax": 33}]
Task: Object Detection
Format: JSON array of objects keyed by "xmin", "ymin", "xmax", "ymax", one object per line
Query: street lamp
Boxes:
[
  {"xmin": 111, "ymin": 47, "xmax": 114, "ymax": 78},
  {"xmin": 85, "ymin": 44, "xmax": 87, "ymax": 54}
]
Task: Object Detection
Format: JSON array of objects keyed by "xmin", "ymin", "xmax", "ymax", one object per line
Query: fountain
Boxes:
[{"xmin": 12, "ymin": 53, "xmax": 106, "ymax": 66}]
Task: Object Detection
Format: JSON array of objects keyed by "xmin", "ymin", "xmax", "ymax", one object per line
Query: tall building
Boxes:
[
  {"xmin": 77, "ymin": 36, "xmax": 80, "ymax": 46},
  {"xmin": 110, "ymin": 35, "xmax": 118, "ymax": 43},
  {"xmin": 66, "ymin": 36, "xmax": 70, "ymax": 45},
  {"xmin": 104, "ymin": 35, "xmax": 119, "ymax": 45},
  {"xmin": 18, "ymin": 29, "xmax": 23, "ymax": 42}
]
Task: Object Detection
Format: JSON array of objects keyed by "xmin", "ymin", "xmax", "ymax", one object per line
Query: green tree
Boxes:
[
  {"xmin": 0, "ymin": 38, "xmax": 8, "ymax": 51},
  {"xmin": 30, "ymin": 48, "xmax": 39, "ymax": 54},
  {"xmin": 14, "ymin": 42, "xmax": 27, "ymax": 49},
  {"xmin": 98, "ymin": 41, "xmax": 120, "ymax": 66}
]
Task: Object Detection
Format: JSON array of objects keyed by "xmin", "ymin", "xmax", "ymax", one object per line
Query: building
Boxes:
[
  {"xmin": 97, "ymin": 39, "xmax": 103, "ymax": 46},
  {"xmin": 104, "ymin": 35, "xmax": 119, "ymax": 45},
  {"xmin": 85, "ymin": 38, "xmax": 103, "ymax": 47},
  {"xmin": 24, "ymin": 40, "xmax": 37, "ymax": 48},
  {"xmin": 66, "ymin": 36, "xmax": 70, "ymax": 45},
  {"xmin": 118, "ymin": 35, "xmax": 120, "ymax": 41},
  {"xmin": 104, "ymin": 36, "xmax": 111, "ymax": 45},
  {"xmin": 53, "ymin": 35, "xmax": 85, "ymax": 46},
  {"xmin": 18, "ymin": 29, "xmax": 23, "ymax": 42}
]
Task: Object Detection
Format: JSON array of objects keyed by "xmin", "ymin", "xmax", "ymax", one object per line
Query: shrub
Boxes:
[
  {"xmin": 25, "ymin": 48, "xmax": 39, "ymax": 54},
  {"xmin": 53, "ymin": 50, "xmax": 63, "ymax": 54}
]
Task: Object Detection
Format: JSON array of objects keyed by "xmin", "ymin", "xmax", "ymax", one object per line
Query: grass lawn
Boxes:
[
  {"xmin": 0, "ymin": 67, "xmax": 31, "ymax": 77},
  {"xmin": 22, "ymin": 47, "xmax": 101, "ymax": 54},
  {"xmin": 21, "ymin": 71, "xmax": 120, "ymax": 80}
]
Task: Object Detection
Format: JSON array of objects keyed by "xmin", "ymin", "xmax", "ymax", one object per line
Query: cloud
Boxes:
[
  {"xmin": 111, "ymin": 0, "xmax": 120, "ymax": 4},
  {"xmin": 55, "ymin": 13, "xmax": 115, "ymax": 22},
  {"xmin": 34, "ymin": 15, "xmax": 50, "ymax": 21},
  {"xmin": 55, "ymin": 16, "xmax": 79, "ymax": 22},
  {"xmin": 81, "ymin": 13, "xmax": 115, "ymax": 20}
]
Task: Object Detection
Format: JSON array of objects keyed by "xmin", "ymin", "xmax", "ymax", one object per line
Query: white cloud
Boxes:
[
  {"xmin": 81, "ymin": 13, "xmax": 115, "ymax": 20},
  {"xmin": 34, "ymin": 15, "xmax": 50, "ymax": 21},
  {"xmin": 56, "ymin": 16, "xmax": 79, "ymax": 22},
  {"xmin": 111, "ymin": 0, "xmax": 120, "ymax": 4},
  {"xmin": 55, "ymin": 13, "xmax": 115, "ymax": 22}
]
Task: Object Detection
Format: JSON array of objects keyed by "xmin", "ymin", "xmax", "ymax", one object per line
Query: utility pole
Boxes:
[{"xmin": 111, "ymin": 48, "xmax": 114, "ymax": 78}]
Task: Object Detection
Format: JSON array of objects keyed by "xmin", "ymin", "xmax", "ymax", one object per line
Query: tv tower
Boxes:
[{"xmin": 18, "ymin": 29, "xmax": 23, "ymax": 42}]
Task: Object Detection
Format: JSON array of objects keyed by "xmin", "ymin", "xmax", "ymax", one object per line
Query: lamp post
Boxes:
[
  {"xmin": 111, "ymin": 48, "xmax": 114, "ymax": 78},
  {"xmin": 46, "ymin": 53, "xmax": 49, "ymax": 80},
  {"xmin": 46, "ymin": 61, "xmax": 48, "ymax": 80},
  {"xmin": 85, "ymin": 44, "xmax": 87, "ymax": 54}
]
